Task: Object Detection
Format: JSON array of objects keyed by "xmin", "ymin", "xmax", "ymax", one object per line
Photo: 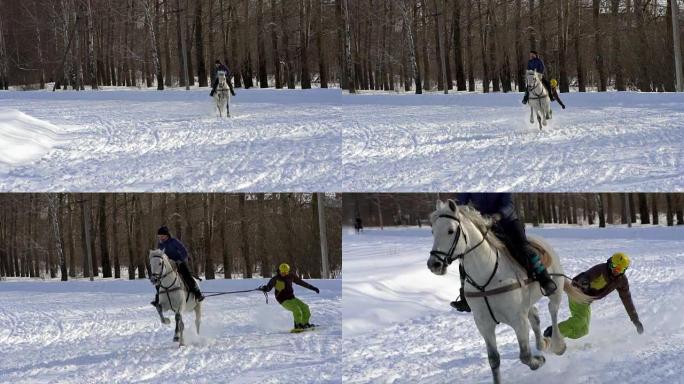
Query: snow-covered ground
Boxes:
[
  {"xmin": 0, "ymin": 278, "xmax": 341, "ymax": 384},
  {"xmin": 0, "ymin": 88, "xmax": 341, "ymax": 191},
  {"xmin": 341, "ymin": 92, "xmax": 684, "ymax": 191},
  {"xmin": 342, "ymin": 225, "xmax": 684, "ymax": 383}
]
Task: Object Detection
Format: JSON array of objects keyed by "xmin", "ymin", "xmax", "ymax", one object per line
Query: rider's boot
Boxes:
[
  {"xmin": 530, "ymin": 253, "xmax": 557, "ymax": 296},
  {"xmin": 192, "ymin": 286, "xmax": 205, "ymax": 302},
  {"xmin": 450, "ymin": 286, "xmax": 471, "ymax": 312},
  {"xmin": 150, "ymin": 292, "xmax": 159, "ymax": 307},
  {"xmin": 522, "ymin": 91, "xmax": 529, "ymax": 105}
]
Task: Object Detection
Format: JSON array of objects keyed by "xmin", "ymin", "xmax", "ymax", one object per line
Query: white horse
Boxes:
[
  {"xmin": 525, "ymin": 70, "xmax": 551, "ymax": 131},
  {"xmin": 427, "ymin": 200, "xmax": 591, "ymax": 384},
  {"xmin": 214, "ymin": 70, "xmax": 231, "ymax": 118},
  {"xmin": 149, "ymin": 249, "xmax": 202, "ymax": 347}
]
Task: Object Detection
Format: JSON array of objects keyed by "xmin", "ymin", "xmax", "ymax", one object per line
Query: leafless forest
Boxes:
[
  {"xmin": 344, "ymin": 193, "xmax": 684, "ymax": 228},
  {"xmin": 1, "ymin": 1, "xmax": 681, "ymax": 93},
  {"xmin": 0, "ymin": 193, "xmax": 342, "ymax": 280}
]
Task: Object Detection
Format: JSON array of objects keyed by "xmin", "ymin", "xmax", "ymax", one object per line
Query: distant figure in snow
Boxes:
[
  {"xmin": 258, "ymin": 263, "xmax": 320, "ymax": 332},
  {"xmin": 450, "ymin": 193, "xmax": 558, "ymax": 313},
  {"xmin": 549, "ymin": 79, "xmax": 566, "ymax": 109},
  {"xmin": 523, "ymin": 50, "xmax": 554, "ymax": 104},
  {"xmin": 151, "ymin": 226, "xmax": 204, "ymax": 306},
  {"xmin": 210, "ymin": 60, "xmax": 235, "ymax": 97},
  {"xmin": 543, "ymin": 253, "xmax": 643, "ymax": 343},
  {"xmin": 355, "ymin": 216, "xmax": 363, "ymax": 234}
]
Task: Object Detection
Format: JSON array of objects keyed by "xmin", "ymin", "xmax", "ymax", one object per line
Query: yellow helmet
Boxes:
[
  {"xmin": 279, "ymin": 263, "xmax": 290, "ymax": 274},
  {"xmin": 550, "ymin": 78, "xmax": 558, "ymax": 88},
  {"xmin": 609, "ymin": 253, "xmax": 630, "ymax": 274}
]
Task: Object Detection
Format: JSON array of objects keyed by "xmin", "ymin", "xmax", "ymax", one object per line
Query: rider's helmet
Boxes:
[
  {"xmin": 279, "ymin": 263, "xmax": 291, "ymax": 274},
  {"xmin": 609, "ymin": 252, "xmax": 630, "ymax": 275},
  {"xmin": 550, "ymin": 79, "xmax": 558, "ymax": 88}
]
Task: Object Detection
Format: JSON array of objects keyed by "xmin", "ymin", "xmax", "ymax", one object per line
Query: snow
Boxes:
[
  {"xmin": 342, "ymin": 225, "xmax": 684, "ymax": 383},
  {"xmin": 0, "ymin": 278, "xmax": 341, "ymax": 384},
  {"xmin": 0, "ymin": 109, "xmax": 69, "ymax": 168},
  {"xmin": 0, "ymin": 88, "xmax": 341, "ymax": 191},
  {"xmin": 340, "ymin": 92, "xmax": 684, "ymax": 191}
]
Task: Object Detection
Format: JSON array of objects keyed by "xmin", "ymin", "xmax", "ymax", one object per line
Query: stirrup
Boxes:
[{"xmin": 450, "ymin": 297, "xmax": 471, "ymax": 312}]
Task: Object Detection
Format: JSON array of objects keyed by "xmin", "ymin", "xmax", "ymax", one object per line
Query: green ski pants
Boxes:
[
  {"xmin": 558, "ymin": 298, "xmax": 591, "ymax": 339},
  {"xmin": 281, "ymin": 297, "xmax": 311, "ymax": 325}
]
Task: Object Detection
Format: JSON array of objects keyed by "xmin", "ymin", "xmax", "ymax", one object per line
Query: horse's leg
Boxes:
[
  {"xmin": 177, "ymin": 312, "xmax": 185, "ymax": 346},
  {"xmin": 195, "ymin": 302, "xmax": 202, "ymax": 334},
  {"xmin": 528, "ymin": 306, "xmax": 544, "ymax": 351},
  {"xmin": 548, "ymin": 287, "xmax": 566, "ymax": 355},
  {"xmin": 474, "ymin": 319, "xmax": 501, "ymax": 384},
  {"xmin": 537, "ymin": 111, "xmax": 542, "ymax": 131},
  {"xmin": 156, "ymin": 303, "xmax": 170, "ymax": 325},
  {"xmin": 530, "ymin": 106, "xmax": 534, "ymax": 124},
  {"xmin": 512, "ymin": 315, "xmax": 546, "ymax": 370},
  {"xmin": 173, "ymin": 312, "xmax": 181, "ymax": 342}
]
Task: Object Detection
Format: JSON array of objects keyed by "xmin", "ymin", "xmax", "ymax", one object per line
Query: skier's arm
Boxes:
[
  {"xmin": 260, "ymin": 276, "xmax": 277, "ymax": 292},
  {"xmin": 293, "ymin": 274, "xmax": 319, "ymax": 293},
  {"xmin": 617, "ymin": 277, "xmax": 642, "ymax": 333}
]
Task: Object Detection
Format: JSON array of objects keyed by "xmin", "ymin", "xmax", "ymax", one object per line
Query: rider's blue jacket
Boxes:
[
  {"xmin": 212, "ymin": 64, "xmax": 231, "ymax": 81},
  {"xmin": 527, "ymin": 57, "xmax": 545, "ymax": 74},
  {"xmin": 158, "ymin": 237, "xmax": 189, "ymax": 263},
  {"xmin": 456, "ymin": 193, "xmax": 517, "ymax": 221}
]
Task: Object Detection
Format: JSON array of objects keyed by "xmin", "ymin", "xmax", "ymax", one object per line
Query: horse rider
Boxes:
[
  {"xmin": 258, "ymin": 263, "xmax": 320, "ymax": 332},
  {"xmin": 549, "ymin": 79, "xmax": 566, "ymax": 109},
  {"xmin": 522, "ymin": 50, "xmax": 554, "ymax": 104},
  {"xmin": 210, "ymin": 59, "xmax": 236, "ymax": 97},
  {"xmin": 543, "ymin": 253, "xmax": 643, "ymax": 341},
  {"xmin": 151, "ymin": 226, "xmax": 204, "ymax": 307},
  {"xmin": 450, "ymin": 193, "xmax": 558, "ymax": 312}
]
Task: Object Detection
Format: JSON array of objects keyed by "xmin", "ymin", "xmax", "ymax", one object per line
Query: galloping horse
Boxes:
[
  {"xmin": 149, "ymin": 249, "xmax": 202, "ymax": 347},
  {"xmin": 525, "ymin": 70, "xmax": 551, "ymax": 131},
  {"xmin": 426, "ymin": 200, "xmax": 591, "ymax": 384},
  {"xmin": 214, "ymin": 70, "xmax": 231, "ymax": 118}
]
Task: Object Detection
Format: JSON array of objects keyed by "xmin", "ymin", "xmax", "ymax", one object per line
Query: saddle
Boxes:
[{"xmin": 490, "ymin": 232, "xmax": 552, "ymax": 272}]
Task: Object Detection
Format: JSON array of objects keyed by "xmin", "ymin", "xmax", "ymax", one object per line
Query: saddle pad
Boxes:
[{"xmin": 528, "ymin": 239, "xmax": 552, "ymax": 268}]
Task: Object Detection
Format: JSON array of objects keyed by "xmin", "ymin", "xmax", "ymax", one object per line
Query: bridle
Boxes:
[
  {"xmin": 429, "ymin": 214, "xmax": 487, "ymax": 268},
  {"xmin": 151, "ymin": 253, "xmax": 182, "ymax": 312}
]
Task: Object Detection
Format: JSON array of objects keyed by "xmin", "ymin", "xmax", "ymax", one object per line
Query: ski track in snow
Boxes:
[
  {"xmin": 0, "ymin": 279, "xmax": 341, "ymax": 384},
  {"xmin": 0, "ymin": 88, "xmax": 341, "ymax": 192},
  {"xmin": 342, "ymin": 226, "xmax": 684, "ymax": 383},
  {"xmin": 340, "ymin": 92, "xmax": 684, "ymax": 191}
]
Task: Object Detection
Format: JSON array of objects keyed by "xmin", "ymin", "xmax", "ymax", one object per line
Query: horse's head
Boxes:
[
  {"xmin": 149, "ymin": 249, "xmax": 168, "ymax": 286},
  {"xmin": 525, "ymin": 70, "xmax": 539, "ymax": 87},
  {"xmin": 427, "ymin": 199, "xmax": 467, "ymax": 276},
  {"xmin": 217, "ymin": 70, "xmax": 228, "ymax": 85}
]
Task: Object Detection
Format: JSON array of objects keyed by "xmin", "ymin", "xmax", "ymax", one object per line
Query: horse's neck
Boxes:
[
  {"xmin": 160, "ymin": 261, "xmax": 179, "ymax": 288},
  {"xmin": 461, "ymin": 221, "xmax": 516, "ymax": 286}
]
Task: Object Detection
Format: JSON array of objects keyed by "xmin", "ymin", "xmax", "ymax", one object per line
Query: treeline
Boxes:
[
  {"xmin": 0, "ymin": 193, "xmax": 342, "ymax": 281},
  {"xmin": 0, "ymin": 0, "xmax": 342, "ymax": 90},
  {"xmin": 343, "ymin": 0, "xmax": 684, "ymax": 94},
  {"xmin": 344, "ymin": 193, "xmax": 684, "ymax": 228}
]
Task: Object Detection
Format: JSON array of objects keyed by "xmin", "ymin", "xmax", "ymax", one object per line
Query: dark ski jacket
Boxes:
[
  {"xmin": 158, "ymin": 237, "xmax": 189, "ymax": 263},
  {"xmin": 263, "ymin": 273, "xmax": 318, "ymax": 304},
  {"xmin": 457, "ymin": 193, "xmax": 517, "ymax": 221},
  {"xmin": 573, "ymin": 260, "xmax": 640, "ymax": 323},
  {"xmin": 528, "ymin": 57, "xmax": 545, "ymax": 74},
  {"xmin": 211, "ymin": 64, "xmax": 231, "ymax": 82}
]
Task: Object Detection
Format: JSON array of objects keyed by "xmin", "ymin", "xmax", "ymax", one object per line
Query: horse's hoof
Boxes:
[
  {"xmin": 530, "ymin": 355, "xmax": 546, "ymax": 370},
  {"xmin": 554, "ymin": 343, "xmax": 567, "ymax": 356}
]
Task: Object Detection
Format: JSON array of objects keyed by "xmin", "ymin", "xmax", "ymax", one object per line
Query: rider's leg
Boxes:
[
  {"xmin": 500, "ymin": 218, "xmax": 557, "ymax": 296},
  {"xmin": 177, "ymin": 261, "xmax": 204, "ymax": 301},
  {"xmin": 227, "ymin": 80, "xmax": 236, "ymax": 96},
  {"xmin": 522, "ymin": 89, "xmax": 529, "ymax": 104},
  {"xmin": 450, "ymin": 263, "xmax": 471, "ymax": 312},
  {"xmin": 542, "ymin": 77, "xmax": 554, "ymax": 101},
  {"xmin": 150, "ymin": 285, "xmax": 160, "ymax": 307},
  {"xmin": 210, "ymin": 78, "xmax": 218, "ymax": 96}
]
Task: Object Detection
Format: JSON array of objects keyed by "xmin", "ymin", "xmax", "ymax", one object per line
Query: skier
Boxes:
[
  {"xmin": 549, "ymin": 79, "xmax": 566, "ymax": 109},
  {"xmin": 258, "ymin": 263, "xmax": 320, "ymax": 332},
  {"xmin": 151, "ymin": 226, "xmax": 204, "ymax": 306},
  {"xmin": 209, "ymin": 59, "xmax": 236, "ymax": 97},
  {"xmin": 450, "ymin": 193, "xmax": 558, "ymax": 312},
  {"xmin": 522, "ymin": 50, "xmax": 554, "ymax": 104},
  {"xmin": 543, "ymin": 253, "xmax": 643, "ymax": 341}
]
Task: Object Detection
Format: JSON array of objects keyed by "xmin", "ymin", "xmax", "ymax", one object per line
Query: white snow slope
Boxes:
[
  {"xmin": 341, "ymin": 92, "xmax": 684, "ymax": 191},
  {"xmin": 0, "ymin": 88, "xmax": 340, "ymax": 191},
  {"xmin": 342, "ymin": 225, "xmax": 684, "ymax": 383},
  {"xmin": 0, "ymin": 278, "xmax": 341, "ymax": 384}
]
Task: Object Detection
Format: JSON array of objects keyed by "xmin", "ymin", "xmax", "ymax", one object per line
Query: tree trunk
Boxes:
[
  {"xmin": 317, "ymin": 0, "xmax": 329, "ymax": 88},
  {"xmin": 593, "ymin": 0, "xmax": 606, "ymax": 91},
  {"xmin": 611, "ymin": 0, "xmax": 625, "ymax": 90},
  {"xmin": 99, "ymin": 194, "xmax": 112, "ymax": 278},
  {"xmin": 257, "ymin": 0, "xmax": 269, "ymax": 87},
  {"xmin": 270, "ymin": 0, "xmax": 283, "ymax": 88},
  {"xmin": 239, "ymin": 194, "xmax": 252, "ymax": 278},
  {"xmin": 195, "ymin": 0, "xmax": 207, "ymax": 87},
  {"xmin": 300, "ymin": 0, "xmax": 312, "ymax": 89}
]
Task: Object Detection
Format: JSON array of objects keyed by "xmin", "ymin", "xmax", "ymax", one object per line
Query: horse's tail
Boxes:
[{"xmin": 563, "ymin": 279, "xmax": 594, "ymax": 305}]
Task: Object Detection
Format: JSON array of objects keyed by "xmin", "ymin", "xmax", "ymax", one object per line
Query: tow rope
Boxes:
[{"xmin": 202, "ymin": 288, "xmax": 269, "ymax": 304}]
